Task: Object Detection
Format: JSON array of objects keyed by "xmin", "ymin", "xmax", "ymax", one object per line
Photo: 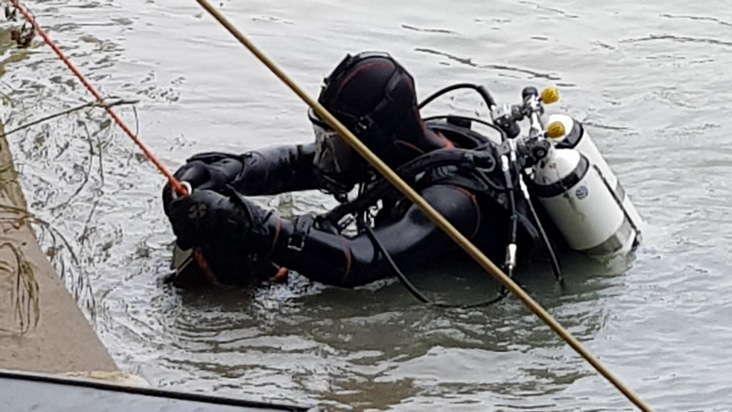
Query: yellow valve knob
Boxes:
[
  {"xmin": 541, "ymin": 87, "xmax": 560, "ymax": 104},
  {"xmin": 546, "ymin": 121, "xmax": 566, "ymax": 139}
]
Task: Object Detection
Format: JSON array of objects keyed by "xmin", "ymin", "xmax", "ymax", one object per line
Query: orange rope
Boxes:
[{"xmin": 9, "ymin": 0, "xmax": 187, "ymax": 196}]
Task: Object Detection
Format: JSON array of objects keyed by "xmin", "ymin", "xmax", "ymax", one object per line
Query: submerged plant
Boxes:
[
  {"xmin": 0, "ymin": 98, "xmax": 141, "ymax": 331},
  {"xmin": 0, "ymin": 203, "xmax": 96, "ymax": 324},
  {"xmin": 0, "ymin": 240, "xmax": 38, "ymax": 335}
]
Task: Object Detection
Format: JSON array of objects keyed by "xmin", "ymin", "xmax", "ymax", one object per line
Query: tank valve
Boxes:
[
  {"xmin": 545, "ymin": 121, "xmax": 566, "ymax": 139},
  {"xmin": 541, "ymin": 87, "xmax": 560, "ymax": 104}
]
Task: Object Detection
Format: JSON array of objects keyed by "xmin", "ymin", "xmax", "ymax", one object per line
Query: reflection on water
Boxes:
[{"xmin": 2, "ymin": 0, "xmax": 732, "ymax": 410}]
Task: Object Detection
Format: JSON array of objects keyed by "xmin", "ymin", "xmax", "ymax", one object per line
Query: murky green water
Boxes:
[{"xmin": 2, "ymin": 0, "xmax": 732, "ymax": 410}]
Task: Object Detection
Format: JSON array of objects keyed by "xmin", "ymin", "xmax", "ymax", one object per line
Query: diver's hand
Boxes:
[
  {"xmin": 168, "ymin": 189, "xmax": 251, "ymax": 250},
  {"xmin": 162, "ymin": 160, "xmax": 235, "ymax": 216},
  {"xmin": 175, "ymin": 160, "xmax": 218, "ymax": 189}
]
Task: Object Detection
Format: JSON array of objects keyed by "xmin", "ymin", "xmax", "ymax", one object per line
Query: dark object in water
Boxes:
[
  {"xmin": 0, "ymin": 368, "xmax": 322, "ymax": 412},
  {"xmin": 4, "ymin": 4, "xmax": 17, "ymax": 21},
  {"xmin": 163, "ymin": 246, "xmax": 209, "ymax": 288},
  {"xmin": 9, "ymin": 22, "xmax": 34, "ymax": 48},
  {"xmin": 164, "ymin": 245, "xmax": 284, "ymax": 289}
]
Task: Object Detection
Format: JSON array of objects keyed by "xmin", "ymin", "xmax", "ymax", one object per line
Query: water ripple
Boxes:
[
  {"xmin": 621, "ymin": 34, "xmax": 732, "ymax": 48},
  {"xmin": 660, "ymin": 13, "xmax": 732, "ymax": 28},
  {"xmin": 414, "ymin": 47, "xmax": 562, "ymax": 80}
]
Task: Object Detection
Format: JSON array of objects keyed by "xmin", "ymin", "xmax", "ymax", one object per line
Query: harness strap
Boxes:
[{"xmin": 287, "ymin": 215, "xmax": 315, "ymax": 251}]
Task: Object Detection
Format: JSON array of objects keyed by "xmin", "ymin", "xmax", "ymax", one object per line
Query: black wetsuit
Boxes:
[{"xmin": 164, "ymin": 123, "xmax": 546, "ymax": 288}]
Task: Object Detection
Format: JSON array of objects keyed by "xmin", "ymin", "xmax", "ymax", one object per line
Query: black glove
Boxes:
[
  {"xmin": 167, "ymin": 189, "xmax": 246, "ymax": 250},
  {"xmin": 162, "ymin": 158, "xmax": 243, "ymax": 216},
  {"xmin": 167, "ymin": 189, "xmax": 279, "ymax": 254}
]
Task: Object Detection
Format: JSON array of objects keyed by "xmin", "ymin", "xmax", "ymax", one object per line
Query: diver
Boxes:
[{"xmin": 162, "ymin": 51, "xmax": 553, "ymax": 290}]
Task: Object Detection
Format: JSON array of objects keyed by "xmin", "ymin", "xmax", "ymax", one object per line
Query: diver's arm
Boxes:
[
  {"xmin": 167, "ymin": 184, "xmax": 481, "ymax": 288},
  {"xmin": 185, "ymin": 143, "xmax": 319, "ymax": 195},
  {"xmin": 163, "ymin": 144, "xmax": 320, "ymax": 216},
  {"xmin": 268, "ymin": 185, "xmax": 481, "ymax": 287}
]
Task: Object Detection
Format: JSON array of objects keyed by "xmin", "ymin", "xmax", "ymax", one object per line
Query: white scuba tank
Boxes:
[
  {"xmin": 531, "ymin": 144, "xmax": 639, "ymax": 256},
  {"xmin": 541, "ymin": 114, "xmax": 643, "ymax": 229}
]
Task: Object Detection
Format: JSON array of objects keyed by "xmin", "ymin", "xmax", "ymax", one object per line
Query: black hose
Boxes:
[
  {"xmin": 419, "ymin": 83, "xmax": 497, "ymax": 110},
  {"xmin": 422, "ymin": 114, "xmax": 507, "ymax": 141},
  {"xmin": 363, "ymin": 224, "xmax": 429, "ymax": 303},
  {"xmin": 363, "ymin": 216, "xmax": 511, "ymax": 309},
  {"xmin": 323, "ymin": 148, "xmax": 499, "ymax": 225},
  {"xmin": 520, "ymin": 174, "xmax": 563, "ymax": 283}
]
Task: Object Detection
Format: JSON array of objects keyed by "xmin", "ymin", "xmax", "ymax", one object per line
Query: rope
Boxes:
[
  {"xmin": 8, "ymin": 0, "xmax": 187, "ymax": 196},
  {"xmin": 193, "ymin": 1, "xmax": 654, "ymax": 411}
]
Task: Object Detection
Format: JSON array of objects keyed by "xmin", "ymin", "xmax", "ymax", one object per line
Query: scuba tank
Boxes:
[
  {"xmin": 471, "ymin": 84, "xmax": 641, "ymax": 257},
  {"xmin": 542, "ymin": 114, "xmax": 643, "ymax": 230},
  {"xmin": 530, "ymin": 116, "xmax": 641, "ymax": 255}
]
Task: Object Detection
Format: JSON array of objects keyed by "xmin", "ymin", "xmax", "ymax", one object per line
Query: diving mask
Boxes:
[{"xmin": 309, "ymin": 108, "xmax": 361, "ymax": 194}]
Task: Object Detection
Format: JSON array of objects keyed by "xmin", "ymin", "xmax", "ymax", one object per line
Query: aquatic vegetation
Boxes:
[
  {"xmin": 0, "ymin": 139, "xmax": 41, "ymax": 335},
  {"xmin": 0, "ymin": 120, "xmax": 102, "ymax": 333},
  {"xmin": 0, "ymin": 240, "xmax": 38, "ymax": 335}
]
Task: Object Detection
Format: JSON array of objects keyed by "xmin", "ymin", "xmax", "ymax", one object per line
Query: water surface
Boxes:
[{"xmin": 2, "ymin": 0, "xmax": 732, "ymax": 410}]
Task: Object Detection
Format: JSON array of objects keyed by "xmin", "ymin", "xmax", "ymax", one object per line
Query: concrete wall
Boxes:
[{"xmin": 0, "ymin": 125, "xmax": 118, "ymax": 374}]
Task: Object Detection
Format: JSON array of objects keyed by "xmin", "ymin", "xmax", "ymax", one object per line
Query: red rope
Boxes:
[
  {"xmin": 8, "ymin": 1, "xmax": 277, "ymax": 287},
  {"xmin": 9, "ymin": 0, "xmax": 187, "ymax": 196}
]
